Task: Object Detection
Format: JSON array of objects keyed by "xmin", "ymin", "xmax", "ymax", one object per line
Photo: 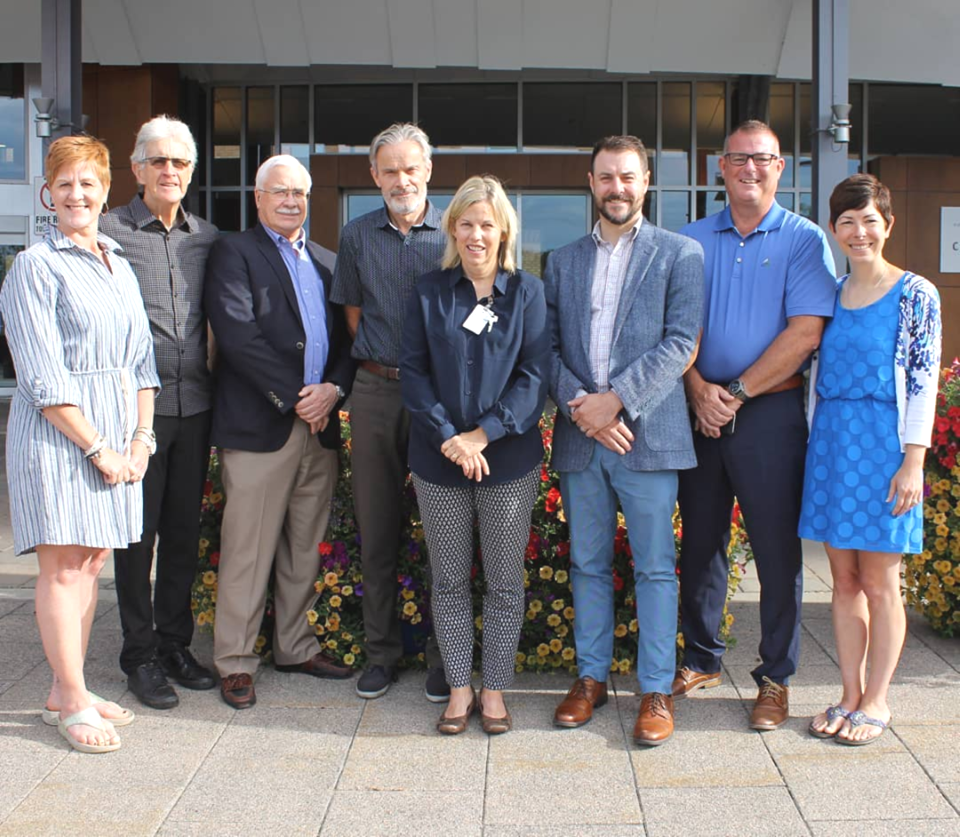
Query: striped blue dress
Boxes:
[{"xmin": 0, "ymin": 227, "xmax": 161, "ymax": 556}]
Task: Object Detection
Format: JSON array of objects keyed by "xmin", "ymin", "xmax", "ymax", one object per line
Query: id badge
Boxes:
[{"xmin": 463, "ymin": 304, "xmax": 495, "ymax": 335}]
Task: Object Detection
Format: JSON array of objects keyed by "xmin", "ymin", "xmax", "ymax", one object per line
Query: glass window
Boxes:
[
  {"xmin": 626, "ymin": 83, "xmax": 657, "ymax": 182},
  {"xmin": 0, "ymin": 239, "xmax": 25, "ymax": 380},
  {"xmin": 798, "ymin": 84, "xmax": 811, "ymax": 188},
  {"xmin": 346, "ymin": 192, "xmax": 453, "ymax": 225},
  {"xmin": 696, "ymin": 82, "xmax": 725, "ymax": 187},
  {"xmin": 520, "ymin": 194, "xmax": 589, "ymax": 277},
  {"xmin": 281, "ymin": 86, "xmax": 309, "ymax": 145},
  {"xmin": 246, "ymin": 87, "xmax": 275, "ymax": 183},
  {"xmin": 523, "ymin": 83, "xmax": 621, "ymax": 149},
  {"xmin": 211, "ymin": 191, "xmax": 241, "ymax": 232},
  {"xmin": 696, "ymin": 189, "xmax": 725, "ymax": 220},
  {"xmin": 419, "ymin": 84, "xmax": 517, "ymax": 149},
  {"xmin": 661, "ymin": 83, "xmax": 691, "ymax": 186},
  {"xmin": 0, "ymin": 64, "xmax": 26, "ymax": 182},
  {"xmin": 868, "ymin": 84, "xmax": 960, "ymax": 158},
  {"xmin": 315, "ymin": 85, "xmax": 413, "ymax": 149},
  {"xmin": 775, "ymin": 192, "xmax": 794, "ymax": 212},
  {"xmin": 661, "ymin": 191, "xmax": 690, "ymax": 231},
  {"xmin": 212, "ymin": 87, "xmax": 242, "ymax": 187},
  {"xmin": 769, "ymin": 83, "xmax": 795, "ymax": 187}
]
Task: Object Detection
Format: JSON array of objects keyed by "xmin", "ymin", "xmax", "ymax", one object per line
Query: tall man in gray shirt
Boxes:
[
  {"xmin": 331, "ymin": 123, "xmax": 446, "ymax": 701},
  {"xmin": 101, "ymin": 116, "xmax": 219, "ymax": 710}
]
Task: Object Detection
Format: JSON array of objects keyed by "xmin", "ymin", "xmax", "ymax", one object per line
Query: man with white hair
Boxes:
[
  {"xmin": 205, "ymin": 155, "xmax": 355, "ymax": 708},
  {"xmin": 101, "ymin": 115, "xmax": 219, "ymax": 710}
]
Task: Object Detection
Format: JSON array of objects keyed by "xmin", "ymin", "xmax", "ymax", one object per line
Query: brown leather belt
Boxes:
[
  {"xmin": 360, "ymin": 360, "xmax": 401, "ymax": 381},
  {"xmin": 763, "ymin": 373, "xmax": 804, "ymax": 395}
]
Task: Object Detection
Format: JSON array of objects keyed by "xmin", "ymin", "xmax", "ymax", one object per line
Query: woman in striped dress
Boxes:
[{"xmin": 0, "ymin": 136, "xmax": 160, "ymax": 753}]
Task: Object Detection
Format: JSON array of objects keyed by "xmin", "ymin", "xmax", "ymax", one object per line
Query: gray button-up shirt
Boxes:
[
  {"xmin": 331, "ymin": 202, "xmax": 445, "ymax": 368},
  {"xmin": 100, "ymin": 195, "xmax": 219, "ymax": 417}
]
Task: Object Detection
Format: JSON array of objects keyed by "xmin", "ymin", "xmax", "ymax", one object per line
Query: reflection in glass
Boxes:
[
  {"xmin": 775, "ymin": 192, "xmax": 794, "ymax": 212},
  {"xmin": 0, "ymin": 242, "xmax": 25, "ymax": 380},
  {"xmin": 799, "ymin": 192, "xmax": 812, "ymax": 220},
  {"xmin": 346, "ymin": 193, "xmax": 453, "ymax": 225},
  {"xmin": 523, "ymin": 83, "xmax": 621, "ymax": 149},
  {"xmin": 661, "ymin": 83, "xmax": 691, "ymax": 186},
  {"xmin": 0, "ymin": 64, "xmax": 26, "ymax": 182},
  {"xmin": 520, "ymin": 194, "xmax": 589, "ymax": 277},
  {"xmin": 661, "ymin": 191, "xmax": 690, "ymax": 232},
  {"xmin": 696, "ymin": 189, "xmax": 725, "ymax": 220},
  {"xmin": 696, "ymin": 82, "xmax": 725, "ymax": 187},
  {"xmin": 315, "ymin": 85, "xmax": 413, "ymax": 149},
  {"xmin": 212, "ymin": 191, "xmax": 241, "ymax": 232},
  {"xmin": 246, "ymin": 87, "xmax": 275, "ymax": 183},
  {"xmin": 419, "ymin": 84, "xmax": 516, "ymax": 149},
  {"xmin": 213, "ymin": 87, "xmax": 242, "ymax": 187},
  {"xmin": 769, "ymin": 83, "xmax": 795, "ymax": 187},
  {"xmin": 627, "ymin": 83, "xmax": 657, "ymax": 183},
  {"xmin": 281, "ymin": 86, "xmax": 310, "ymax": 144}
]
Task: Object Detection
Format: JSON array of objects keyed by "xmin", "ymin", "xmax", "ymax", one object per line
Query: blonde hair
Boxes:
[
  {"xmin": 45, "ymin": 135, "xmax": 111, "ymax": 189},
  {"xmin": 441, "ymin": 175, "xmax": 517, "ymax": 274}
]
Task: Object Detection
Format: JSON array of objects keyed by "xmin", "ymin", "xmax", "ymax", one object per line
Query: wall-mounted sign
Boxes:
[
  {"xmin": 942, "ymin": 207, "xmax": 960, "ymax": 273},
  {"xmin": 32, "ymin": 177, "xmax": 58, "ymax": 243}
]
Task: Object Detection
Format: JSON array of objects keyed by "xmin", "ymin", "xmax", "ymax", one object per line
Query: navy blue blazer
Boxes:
[{"xmin": 205, "ymin": 223, "xmax": 354, "ymax": 452}]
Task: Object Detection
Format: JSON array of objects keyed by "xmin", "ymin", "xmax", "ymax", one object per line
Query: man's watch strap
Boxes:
[{"xmin": 727, "ymin": 378, "xmax": 751, "ymax": 403}]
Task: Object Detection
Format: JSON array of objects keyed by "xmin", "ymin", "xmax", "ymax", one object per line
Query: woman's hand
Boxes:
[
  {"xmin": 441, "ymin": 428, "xmax": 489, "ymax": 463},
  {"xmin": 128, "ymin": 439, "xmax": 151, "ymax": 483},
  {"xmin": 93, "ymin": 448, "xmax": 136, "ymax": 485},
  {"xmin": 460, "ymin": 452, "xmax": 491, "ymax": 483},
  {"xmin": 887, "ymin": 446, "xmax": 926, "ymax": 517}
]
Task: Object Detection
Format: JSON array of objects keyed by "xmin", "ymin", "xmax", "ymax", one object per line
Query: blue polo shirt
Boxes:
[{"xmin": 680, "ymin": 202, "xmax": 837, "ymax": 383}]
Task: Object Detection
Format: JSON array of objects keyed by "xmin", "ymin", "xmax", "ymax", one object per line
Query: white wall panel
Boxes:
[
  {"xmin": 606, "ymin": 0, "xmax": 655, "ymax": 74},
  {"xmin": 387, "ymin": 0, "xmax": 436, "ymax": 67},
  {"xmin": 253, "ymin": 0, "xmax": 310, "ymax": 67},
  {"xmin": 434, "ymin": 0, "xmax": 478, "ymax": 67},
  {"xmin": 521, "ymin": 0, "xmax": 610, "ymax": 70},
  {"xmin": 477, "ymin": 0, "xmax": 523, "ymax": 70},
  {"xmin": 303, "ymin": 0, "xmax": 392, "ymax": 66}
]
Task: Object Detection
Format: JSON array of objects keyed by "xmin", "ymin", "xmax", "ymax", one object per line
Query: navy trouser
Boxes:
[{"xmin": 677, "ymin": 388, "xmax": 807, "ymax": 686}]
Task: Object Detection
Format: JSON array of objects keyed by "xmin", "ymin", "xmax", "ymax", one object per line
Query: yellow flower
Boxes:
[
  {"xmin": 324, "ymin": 572, "xmax": 339, "ymax": 587},
  {"xmin": 725, "ymin": 612, "xmax": 735, "ymax": 627},
  {"xmin": 539, "ymin": 566, "xmax": 554, "ymax": 580},
  {"xmin": 341, "ymin": 632, "xmax": 353, "ymax": 642},
  {"xmin": 547, "ymin": 614, "xmax": 562, "ymax": 627},
  {"xmin": 614, "ymin": 624, "xmax": 628, "ymax": 638},
  {"xmin": 525, "ymin": 609, "xmax": 536, "ymax": 620},
  {"xmin": 555, "ymin": 570, "xmax": 568, "ymax": 584},
  {"xmin": 552, "ymin": 599, "xmax": 565, "ymax": 611},
  {"xmin": 351, "ymin": 645, "xmax": 362, "ymax": 654},
  {"xmin": 314, "ymin": 581, "xmax": 324, "ymax": 593},
  {"xmin": 628, "ymin": 619, "xmax": 638, "ymax": 633},
  {"xmin": 411, "ymin": 613, "xmax": 422, "ymax": 624},
  {"xmin": 561, "ymin": 647, "xmax": 576, "ymax": 661},
  {"xmin": 549, "ymin": 639, "xmax": 562, "ymax": 653},
  {"xmin": 326, "ymin": 639, "xmax": 338, "ymax": 650},
  {"xmin": 618, "ymin": 660, "xmax": 631, "ymax": 674},
  {"xmin": 556, "ymin": 625, "xmax": 569, "ymax": 638},
  {"xmin": 935, "ymin": 539, "xmax": 949, "ymax": 553},
  {"xmin": 315, "ymin": 624, "xmax": 325, "ymax": 635},
  {"xmin": 202, "ymin": 571, "xmax": 217, "ymax": 587},
  {"xmin": 563, "ymin": 606, "xmax": 575, "ymax": 620},
  {"xmin": 306, "ymin": 610, "xmax": 318, "ymax": 626},
  {"xmin": 934, "ymin": 512, "xmax": 947, "ymax": 525},
  {"xmin": 403, "ymin": 601, "xmax": 417, "ymax": 616},
  {"xmin": 530, "ymin": 600, "xmax": 543, "ymax": 613},
  {"xmin": 341, "ymin": 585, "xmax": 353, "ymax": 597},
  {"xmin": 254, "ymin": 635, "xmax": 266, "ymax": 652},
  {"xmin": 343, "ymin": 653, "xmax": 356, "ymax": 666},
  {"xmin": 401, "ymin": 589, "xmax": 415, "ymax": 601},
  {"xmin": 329, "ymin": 595, "xmax": 342, "ymax": 609},
  {"xmin": 475, "ymin": 616, "xmax": 484, "ymax": 630},
  {"xmin": 327, "ymin": 615, "xmax": 341, "ymax": 631},
  {"xmin": 937, "ymin": 499, "xmax": 951, "ymax": 512},
  {"xmin": 536, "ymin": 643, "xmax": 550, "ymax": 657},
  {"xmin": 516, "ymin": 652, "xmax": 526, "ymax": 664},
  {"xmin": 196, "ymin": 611, "xmax": 208, "ymax": 626}
]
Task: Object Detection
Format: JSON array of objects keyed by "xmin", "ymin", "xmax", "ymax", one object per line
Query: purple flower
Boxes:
[{"xmin": 354, "ymin": 583, "xmax": 364, "ymax": 597}]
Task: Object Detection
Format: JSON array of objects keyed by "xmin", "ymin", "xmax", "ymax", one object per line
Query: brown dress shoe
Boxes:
[
  {"xmin": 437, "ymin": 690, "xmax": 476, "ymax": 735},
  {"xmin": 275, "ymin": 651, "xmax": 352, "ymax": 679},
  {"xmin": 633, "ymin": 692, "xmax": 674, "ymax": 746},
  {"xmin": 671, "ymin": 666, "xmax": 722, "ymax": 698},
  {"xmin": 554, "ymin": 677, "xmax": 608, "ymax": 728},
  {"xmin": 750, "ymin": 677, "xmax": 788, "ymax": 730},
  {"xmin": 221, "ymin": 673, "xmax": 256, "ymax": 710}
]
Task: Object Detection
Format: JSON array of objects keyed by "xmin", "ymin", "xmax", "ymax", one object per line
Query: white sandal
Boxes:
[
  {"xmin": 42, "ymin": 692, "xmax": 135, "ymax": 727},
  {"xmin": 57, "ymin": 706, "xmax": 122, "ymax": 754}
]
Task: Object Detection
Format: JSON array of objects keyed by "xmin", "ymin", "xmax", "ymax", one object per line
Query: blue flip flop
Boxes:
[
  {"xmin": 836, "ymin": 710, "xmax": 889, "ymax": 746},
  {"xmin": 808, "ymin": 704, "xmax": 851, "ymax": 739}
]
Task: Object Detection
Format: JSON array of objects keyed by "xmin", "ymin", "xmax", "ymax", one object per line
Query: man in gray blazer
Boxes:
[{"xmin": 544, "ymin": 135, "xmax": 704, "ymax": 746}]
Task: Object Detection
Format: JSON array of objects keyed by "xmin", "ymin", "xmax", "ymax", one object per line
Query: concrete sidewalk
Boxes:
[{"xmin": 1, "ymin": 400, "xmax": 959, "ymax": 836}]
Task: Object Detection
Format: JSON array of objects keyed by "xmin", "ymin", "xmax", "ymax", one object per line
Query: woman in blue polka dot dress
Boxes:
[{"xmin": 800, "ymin": 175, "xmax": 941, "ymax": 746}]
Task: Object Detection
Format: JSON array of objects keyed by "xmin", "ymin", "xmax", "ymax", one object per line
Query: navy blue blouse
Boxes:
[{"xmin": 400, "ymin": 266, "xmax": 549, "ymax": 486}]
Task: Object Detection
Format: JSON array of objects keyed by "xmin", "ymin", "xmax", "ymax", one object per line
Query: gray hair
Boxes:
[
  {"xmin": 131, "ymin": 115, "xmax": 198, "ymax": 165},
  {"xmin": 254, "ymin": 155, "xmax": 313, "ymax": 190},
  {"xmin": 369, "ymin": 122, "xmax": 432, "ymax": 171}
]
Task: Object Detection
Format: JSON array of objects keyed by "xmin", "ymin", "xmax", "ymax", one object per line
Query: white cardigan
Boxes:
[{"xmin": 807, "ymin": 272, "xmax": 942, "ymax": 452}]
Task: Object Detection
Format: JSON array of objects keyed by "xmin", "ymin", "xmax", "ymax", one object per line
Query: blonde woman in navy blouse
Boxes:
[
  {"xmin": 401, "ymin": 175, "xmax": 549, "ymax": 735},
  {"xmin": 0, "ymin": 136, "xmax": 160, "ymax": 753}
]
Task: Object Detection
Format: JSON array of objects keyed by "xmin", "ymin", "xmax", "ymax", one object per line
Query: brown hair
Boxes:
[
  {"xmin": 45, "ymin": 135, "xmax": 111, "ymax": 189},
  {"xmin": 590, "ymin": 135, "xmax": 649, "ymax": 174},
  {"xmin": 829, "ymin": 173, "xmax": 893, "ymax": 228},
  {"xmin": 723, "ymin": 119, "xmax": 780, "ymax": 154}
]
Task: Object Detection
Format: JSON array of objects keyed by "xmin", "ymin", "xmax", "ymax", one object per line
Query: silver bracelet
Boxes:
[
  {"xmin": 132, "ymin": 427, "xmax": 157, "ymax": 456},
  {"xmin": 83, "ymin": 434, "xmax": 106, "ymax": 461}
]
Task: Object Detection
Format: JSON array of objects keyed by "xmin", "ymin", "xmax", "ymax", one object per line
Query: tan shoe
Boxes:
[
  {"xmin": 671, "ymin": 666, "xmax": 722, "ymax": 698},
  {"xmin": 750, "ymin": 677, "xmax": 788, "ymax": 731},
  {"xmin": 553, "ymin": 677, "xmax": 608, "ymax": 728},
  {"xmin": 633, "ymin": 692, "xmax": 674, "ymax": 746},
  {"xmin": 479, "ymin": 698, "xmax": 513, "ymax": 735},
  {"xmin": 436, "ymin": 689, "xmax": 476, "ymax": 735}
]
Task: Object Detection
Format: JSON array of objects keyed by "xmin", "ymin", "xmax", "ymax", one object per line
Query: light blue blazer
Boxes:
[{"xmin": 543, "ymin": 222, "xmax": 704, "ymax": 473}]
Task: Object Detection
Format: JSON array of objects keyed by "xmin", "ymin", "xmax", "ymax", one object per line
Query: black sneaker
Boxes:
[
  {"xmin": 159, "ymin": 644, "xmax": 217, "ymax": 690},
  {"xmin": 425, "ymin": 666, "xmax": 450, "ymax": 703},
  {"xmin": 127, "ymin": 658, "xmax": 180, "ymax": 710},
  {"xmin": 356, "ymin": 664, "xmax": 398, "ymax": 699}
]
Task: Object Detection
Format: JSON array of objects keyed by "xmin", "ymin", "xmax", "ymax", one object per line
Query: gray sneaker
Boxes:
[
  {"xmin": 425, "ymin": 666, "xmax": 450, "ymax": 703},
  {"xmin": 356, "ymin": 664, "xmax": 398, "ymax": 699}
]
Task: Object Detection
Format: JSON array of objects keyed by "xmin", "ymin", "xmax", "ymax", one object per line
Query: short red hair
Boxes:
[{"xmin": 45, "ymin": 135, "xmax": 111, "ymax": 190}]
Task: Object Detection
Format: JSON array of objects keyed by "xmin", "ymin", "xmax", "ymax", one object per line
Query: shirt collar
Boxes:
[
  {"xmin": 261, "ymin": 222, "xmax": 306, "ymax": 252},
  {"xmin": 130, "ymin": 193, "xmax": 196, "ymax": 233},
  {"xmin": 47, "ymin": 223, "xmax": 122, "ymax": 254},
  {"xmin": 712, "ymin": 200, "xmax": 786, "ymax": 235},
  {"xmin": 448, "ymin": 265, "xmax": 510, "ymax": 296},
  {"xmin": 591, "ymin": 215, "xmax": 643, "ymax": 247},
  {"xmin": 377, "ymin": 199, "xmax": 443, "ymax": 232}
]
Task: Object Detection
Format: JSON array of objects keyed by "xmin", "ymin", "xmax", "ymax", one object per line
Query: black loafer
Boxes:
[
  {"xmin": 127, "ymin": 658, "xmax": 180, "ymax": 710},
  {"xmin": 158, "ymin": 644, "xmax": 217, "ymax": 690}
]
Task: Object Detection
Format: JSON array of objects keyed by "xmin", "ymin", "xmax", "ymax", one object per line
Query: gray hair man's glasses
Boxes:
[
  {"xmin": 257, "ymin": 188, "xmax": 310, "ymax": 201},
  {"xmin": 143, "ymin": 156, "xmax": 193, "ymax": 171},
  {"xmin": 723, "ymin": 153, "xmax": 780, "ymax": 167}
]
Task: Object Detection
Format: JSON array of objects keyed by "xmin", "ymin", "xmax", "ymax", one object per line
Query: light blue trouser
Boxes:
[{"xmin": 561, "ymin": 444, "xmax": 679, "ymax": 694}]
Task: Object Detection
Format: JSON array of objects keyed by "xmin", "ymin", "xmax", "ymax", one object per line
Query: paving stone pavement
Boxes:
[{"xmin": 0, "ymin": 399, "xmax": 958, "ymax": 836}]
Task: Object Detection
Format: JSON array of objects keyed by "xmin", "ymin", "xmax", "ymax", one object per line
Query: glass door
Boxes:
[{"xmin": 0, "ymin": 236, "xmax": 25, "ymax": 386}]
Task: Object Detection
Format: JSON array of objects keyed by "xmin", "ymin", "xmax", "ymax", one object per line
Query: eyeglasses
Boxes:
[
  {"xmin": 143, "ymin": 156, "xmax": 193, "ymax": 171},
  {"xmin": 257, "ymin": 188, "xmax": 310, "ymax": 201},
  {"xmin": 723, "ymin": 152, "xmax": 780, "ymax": 167}
]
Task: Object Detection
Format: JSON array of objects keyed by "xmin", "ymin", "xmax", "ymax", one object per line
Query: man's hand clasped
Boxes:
[
  {"xmin": 296, "ymin": 382, "xmax": 339, "ymax": 435},
  {"xmin": 568, "ymin": 391, "xmax": 634, "ymax": 455},
  {"xmin": 690, "ymin": 381, "xmax": 741, "ymax": 438}
]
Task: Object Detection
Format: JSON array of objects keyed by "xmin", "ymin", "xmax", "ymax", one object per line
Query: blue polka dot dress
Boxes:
[{"xmin": 799, "ymin": 274, "xmax": 922, "ymax": 553}]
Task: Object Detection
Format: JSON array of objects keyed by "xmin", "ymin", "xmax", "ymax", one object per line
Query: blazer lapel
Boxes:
[
  {"xmin": 611, "ymin": 223, "xmax": 658, "ymax": 347},
  {"xmin": 575, "ymin": 237, "xmax": 597, "ymax": 363},
  {"xmin": 253, "ymin": 225, "xmax": 303, "ymax": 320}
]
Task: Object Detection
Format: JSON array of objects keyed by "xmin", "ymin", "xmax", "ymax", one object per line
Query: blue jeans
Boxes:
[{"xmin": 561, "ymin": 443, "xmax": 679, "ymax": 694}]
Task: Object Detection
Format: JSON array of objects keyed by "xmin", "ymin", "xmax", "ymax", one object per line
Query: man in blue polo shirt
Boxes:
[{"xmin": 676, "ymin": 120, "xmax": 836, "ymax": 731}]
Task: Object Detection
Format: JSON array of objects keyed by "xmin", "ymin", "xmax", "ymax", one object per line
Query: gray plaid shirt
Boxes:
[{"xmin": 100, "ymin": 195, "xmax": 219, "ymax": 417}]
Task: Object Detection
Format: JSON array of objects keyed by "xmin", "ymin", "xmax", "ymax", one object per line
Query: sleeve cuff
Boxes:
[
  {"xmin": 477, "ymin": 414, "xmax": 506, "ymax": 444},
  {"xmin": 29, "ymin": 377, "xmax": 82, "ymax": 410},
  {"xmin": 432, "ymin": 422, "xmax": 458, "ymax": 449}
]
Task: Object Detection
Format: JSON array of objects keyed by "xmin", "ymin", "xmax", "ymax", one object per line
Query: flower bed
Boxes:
[
  {"xmin": 193, "ymin": 410, "xmax": 754, "ymax": 673},
  {"xmin": 904, "ymin": 359, "xmax": 960, "ymax": 636}
]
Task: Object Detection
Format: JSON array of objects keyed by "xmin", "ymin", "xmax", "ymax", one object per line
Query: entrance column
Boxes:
[{"xmin": 41, "ymin": 0, "xmax": 82, "ymax": 142}]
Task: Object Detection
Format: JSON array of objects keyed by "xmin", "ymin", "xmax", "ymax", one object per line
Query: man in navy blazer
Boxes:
[
  {"xmin": 205, "ymin": 155, "xmax": 355, "ymax": 709},
  {"xmin": 544, "ymin": 136, "xmax": 704, "ymax": 746}
]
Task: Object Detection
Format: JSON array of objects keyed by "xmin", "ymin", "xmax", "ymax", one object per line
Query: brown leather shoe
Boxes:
[
  {"xmin": 479, "ymin": 695, "xmax": 513, "ymax": 735},
  {"xmin": 633, "ymin": 692, "xmax": 675, "ymax": 746},
  {"xmin": 671, "ymin": 666, "xmax": 722, "ymax": 698},
  {"xmin": 437, "ymin": 690, "xmax": 476, "ymax": 735},
  {"xmin": 275, "ymin": 651, "xmax": 352, "ymax": 679},
  {"xmin": 221, "ymin": 672, "xmax": 256, "ymax": 709},
  {"xmin": 750, "ymin": 677, "xmax": 789, "ymax": 731},
  {"xmin": 554, "ymin": 677, "xmax": 608, "ymax": 728}
]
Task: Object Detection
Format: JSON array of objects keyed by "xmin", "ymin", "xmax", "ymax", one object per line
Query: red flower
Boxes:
[
  {"xmin": 555, "ymin": 541, "xmax": 570, "ymax": 557},
  {"xmin": 612, "ymin": 571, "xmax": 625, "ymax": 592},
  {"xmin": 545, "ymin": 487, "xmax": 561, "ymax": 513},
  {"xmin": 318, "ymin": 541, "xmax": 333, "ymax": 556},
  {"xmin": 210, "ymin": 552, "xmax": 220, "ymax": 567},
  {"xmin": 540, "ymin": 465, "xmax": 550, "ymax": 482}
]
